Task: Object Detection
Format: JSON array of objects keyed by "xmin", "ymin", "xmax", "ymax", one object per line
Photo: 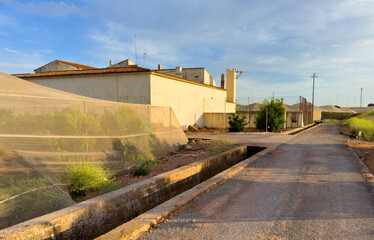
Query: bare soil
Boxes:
[
  {"xmin": 113, "ymin": 139, "xmax": 214, "ymax": 185},
  {"xmin": 347, "ymin": 138, "xmax": 374, "ymax": 174},
  {"xmin": 77, "ymin": 139, "xmax": 227, "ymax": 202}
]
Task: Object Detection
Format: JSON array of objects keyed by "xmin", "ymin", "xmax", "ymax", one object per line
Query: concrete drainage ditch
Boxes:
[{"xmin": 0, "ymin": 145, "xmax": 265, "ymax": 240}]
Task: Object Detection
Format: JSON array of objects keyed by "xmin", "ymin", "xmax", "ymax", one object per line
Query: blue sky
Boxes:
[{"xmin": 1, "ymin": 0, "xmax": 373, "ymax": 106}]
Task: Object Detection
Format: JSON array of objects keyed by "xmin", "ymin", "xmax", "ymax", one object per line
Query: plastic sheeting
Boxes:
[{"xmin": 0, "ymin": 72, "xmax": 187, "ymax": 229}]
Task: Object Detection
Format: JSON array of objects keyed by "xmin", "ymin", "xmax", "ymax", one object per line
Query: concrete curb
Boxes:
[
  {"xmin": 96, "ymin": 146, "xmax": 275, "ymax": 240},
  {"xmin": 98, "ymin": 123, "xmax": 325, "ymax": 239},
  {"xmin": 281, "ymin": 123, "xmax": 317, "ymax": 135},
  {"xmin": 1, "ymin": 146, "xmax": 258, "ymax": 240}
]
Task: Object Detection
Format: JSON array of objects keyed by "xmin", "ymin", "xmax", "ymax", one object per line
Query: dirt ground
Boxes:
[
  {"xmin": 113, "ymin": 139, "xmax": 214, "ymax": 185},
  {"xmin": 347, "ymin": 138, "xmax": 374, "ymax": 174}
]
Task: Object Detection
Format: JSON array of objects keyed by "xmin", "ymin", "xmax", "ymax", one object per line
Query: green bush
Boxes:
[
  {"xmin": 206, "ymin": 140, "xmax": 233, "ymax": 155},
  {"xmin": 0, "ymin": 142, "xmax": 3, "ymax": 156},
  {"xmin": 63, "ymin": 163, "xmax": 113, "ymax": 198},
  {"xmin": 255, "ymin": 98, "xmax": 286, "ymax": 132},
  {"xmin": 228, "ymin": 112, "xmax": 247, "ymax": 132},
  {"xmin": 122, "ymin": 142, "xmax": 156, "ymax": 176}
]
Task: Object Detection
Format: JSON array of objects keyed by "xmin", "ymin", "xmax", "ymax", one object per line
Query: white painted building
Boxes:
[{"xmin": 15, "ymin": 59, "xmax": 237, "ymax": 129}]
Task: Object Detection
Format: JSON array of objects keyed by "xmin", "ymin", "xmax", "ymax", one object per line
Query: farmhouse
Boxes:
[{"xmin": 15, "ymin": 59, "xmax": 237, "ymax": 129}]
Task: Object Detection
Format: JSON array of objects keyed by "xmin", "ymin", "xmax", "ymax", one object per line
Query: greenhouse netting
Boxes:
[{"xmin": 0, "ymin": 72, "xmax": 187, "ymax": 229}]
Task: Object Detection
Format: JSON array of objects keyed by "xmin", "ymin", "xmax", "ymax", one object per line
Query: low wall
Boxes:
[
  {"xmin": 321, "ymin": 112, "xmax": 354, "ymax": 120},
  {"xmin": 348, "ymin": 107, "xmax": 374, "ymax": 114},
  {"xmin": 204, "ymin": 112, "xmax": 258, "ymax": 129},
  {"xmin": 1, "ymin": 145, "xmax": 264, "ymax": 240}
]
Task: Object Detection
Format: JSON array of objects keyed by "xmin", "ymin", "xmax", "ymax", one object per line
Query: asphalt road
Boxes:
[{"xmin": 141, "ymin": 124, "xmax": 374, "ymax": 240}]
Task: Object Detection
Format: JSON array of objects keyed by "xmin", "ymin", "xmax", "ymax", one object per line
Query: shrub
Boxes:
[
  {"xmin": 206, "ymin": 140, "xmax": 233, "ymax": 155},
  {"xmin": 0, "ymin": 178, "xmax": 47, "ymax": 201},
  {"xmin": 63, "ymin": 163, "xmax": 113, "ymax": 198},
  {"xmin": 346, "ymin": 115, "xmax": 374, "ymax": 141},
  {"xmin": 123, "ymin": 142, "xmax": 155, "ymax": 176},
  {"xmin": 255, "ymin": 98, "xmax": 286, "ymax": 132},
  {"xmin": 228, "ymin": 112, "xmax": 247, "ymax": 132},
  {"xmin": 0, "ymin": 142, "xmax": 3, "ymax": 156}
]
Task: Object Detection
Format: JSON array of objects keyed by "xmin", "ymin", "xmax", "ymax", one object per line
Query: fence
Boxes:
[{"xmin": 0, "ymin": 73, "xmax": 187, "ymax": 229}]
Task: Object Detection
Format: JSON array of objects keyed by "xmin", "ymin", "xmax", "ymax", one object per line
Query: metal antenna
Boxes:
[{"xmin": 134, "ymin": 35, "xmax": 138, "ymax": 64}]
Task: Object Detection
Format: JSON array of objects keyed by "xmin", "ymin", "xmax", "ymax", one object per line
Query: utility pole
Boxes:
[
  {"xmin": 311, "ymin": 73, "xmax": 317, "ymax": 122},
  {"xmin": 360, "ymin": 88, "xmax": 363, "ymax": 107},
  {"xmin": 265, "ymin": 108, "xmax": 268, "ymax": 133}
]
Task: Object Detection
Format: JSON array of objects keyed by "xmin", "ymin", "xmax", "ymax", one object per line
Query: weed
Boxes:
[
  {"xmin": 0, "ymin": 141, "xmax": 3, "ymax": 156},
  {"xmin": 134, "ymin": 160, "xmax": 156, "ymax": 176},
  {"xmin": 63, "ymin": 163, "xmax": 114, "ymax": 198},
  {"xmin": 206, "ymin": 140, "xmax": 234, "ymax": 155},
  {"xmin": 346, "ymin": 116, "xmax": 374, "ymax": 142},
  {"xmin": 324, "ymin": 119, "xmax": 343, "ymax": 124},
  {"xmin": 0, "ymin": 177, "xmax": 47, "ymax": 201}
]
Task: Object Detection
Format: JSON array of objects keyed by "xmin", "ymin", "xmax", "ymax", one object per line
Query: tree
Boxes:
[
  {"xmin": 228, "ymin": 112, "xmax": 248, "ymax": 132},
  {"xmin": 255, "ymin": 98, "xmax": 286, "ymax": 132}
]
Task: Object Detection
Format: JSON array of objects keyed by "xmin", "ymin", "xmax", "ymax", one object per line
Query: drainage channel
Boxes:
[{"xmin": 1, "ymin": 145, "xmax": 266, "ymax": 240}]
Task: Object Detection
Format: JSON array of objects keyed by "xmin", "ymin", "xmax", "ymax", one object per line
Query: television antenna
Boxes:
[{"xmin": 236, "ymin": 70, "xmax": 248, "ymax": 79}]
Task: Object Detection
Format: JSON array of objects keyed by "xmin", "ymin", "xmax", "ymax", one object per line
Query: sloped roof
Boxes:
[
  {"xmin": 55, "ymin": 60, "xmax": 98, "ymax": 70},
  {"xmin": 33, "ymin": 60, "xmax": 98, "ymax": 73},
  {"xmin": 14, "ymin": 65, "xmax": 151, "ymax": 78}
]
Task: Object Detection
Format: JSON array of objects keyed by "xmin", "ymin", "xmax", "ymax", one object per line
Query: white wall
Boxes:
[
  {"xmin": 27, "ymin": 73, "xmax": 151, "ymax": 104},
  {"xmin": 150, "ymin": 73, "xmax": 230, "ymax": 129},
  {"xmin": 26, "ymin": 72, "xmax": 235, "ymax": 130}
]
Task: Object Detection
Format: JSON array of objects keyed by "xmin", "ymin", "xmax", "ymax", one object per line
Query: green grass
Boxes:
[
  {"xmin": 63, "ymin": 163, "xmax": 120, "ymax": 198},
  {"xmin": 324, "ymin": 119, "xmax": 343, "ymax": 124},
  {"xmin": 346, "ymin": 111, "xmax": 374, "ymax": 141},
  {"xmin": 206, "ymin": 140, "xmax": 235, "ymax": 155},
  {"xmin": 0, "ymin": 178, "xmax": 47, "ymax": 201}
]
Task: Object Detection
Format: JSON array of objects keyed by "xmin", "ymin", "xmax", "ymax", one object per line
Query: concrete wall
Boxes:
[
  {"xmin": 1, "ymin": 146, "xmax": 256, "ymax": 240},
  {"xmin": 27, "ymin": 73, "xmax": 151, "ymax": 104},
  {"xmin": 35, "ymin": 61, "xmax": 79, "ymax": 73},
  {"xmin": 205, "ymin": 111, "xmax": 305, "ymax": 129},
  {"xmin": 150, "ymin": 74, "xmax": 231, "ymax": 129},
  {"xmin": 26, "ymin": 72, "xmax": 234, "ymax": 130},
  {"xmin": 157, "ymin": 68, "xmax": 216, "ymax": 86},
  {"xmin": 348, "ymin": 107, "xmax": 374, "ymax": 113},
  {"xmin": 204, "ymin": 112, "xmax": 258, "ymax": 129},
  {"xmin": 226, "ymin": 68, "xmax": 236, "ymax": 103}
]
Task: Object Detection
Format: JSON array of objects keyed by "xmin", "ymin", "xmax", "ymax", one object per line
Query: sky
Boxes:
[{"xmin": 0, "ymin": 0, "xmax": 373, "ymax": 106}]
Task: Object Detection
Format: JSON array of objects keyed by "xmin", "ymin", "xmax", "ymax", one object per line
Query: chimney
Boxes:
[
  {"xmin": 109, "ymin": 60, "xmax": 113, "ymax": 67},
  {"xmin": 221, "ymin": 74, "xmax": 225, "ymax": 89},
  {"xmin": 158, "ymin": 64, "xmax": 162, "ymax": 70},
  {"xmin": 176, "ymin": 66, "xmax": 182, "ymax": 75},
  {"xmin": 226, "ymin": 68, "xmax": 237, "ymax": 103}
]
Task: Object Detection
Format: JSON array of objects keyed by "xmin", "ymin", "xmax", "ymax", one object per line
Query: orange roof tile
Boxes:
[
  {"xmin": 14, "ymin": 66, "xmax": 151, "ymax": 78},
  {"xmin": 55, "ymin": 60, "xmax": 98, "ymax": 70}
]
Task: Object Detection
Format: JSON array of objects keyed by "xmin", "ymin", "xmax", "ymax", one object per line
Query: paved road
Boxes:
[{"xmin": 141, "ymin": 124, "xmax": 374, "ymax": 239}]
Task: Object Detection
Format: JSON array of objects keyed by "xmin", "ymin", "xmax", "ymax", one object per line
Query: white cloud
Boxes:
[
  {"xmin": 4, "ymin": 48, "xmax": 19, "ymax": 54},
  {"xmin": 14, "ymin": 1, "xmax": 80, "ymax": 17}
]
